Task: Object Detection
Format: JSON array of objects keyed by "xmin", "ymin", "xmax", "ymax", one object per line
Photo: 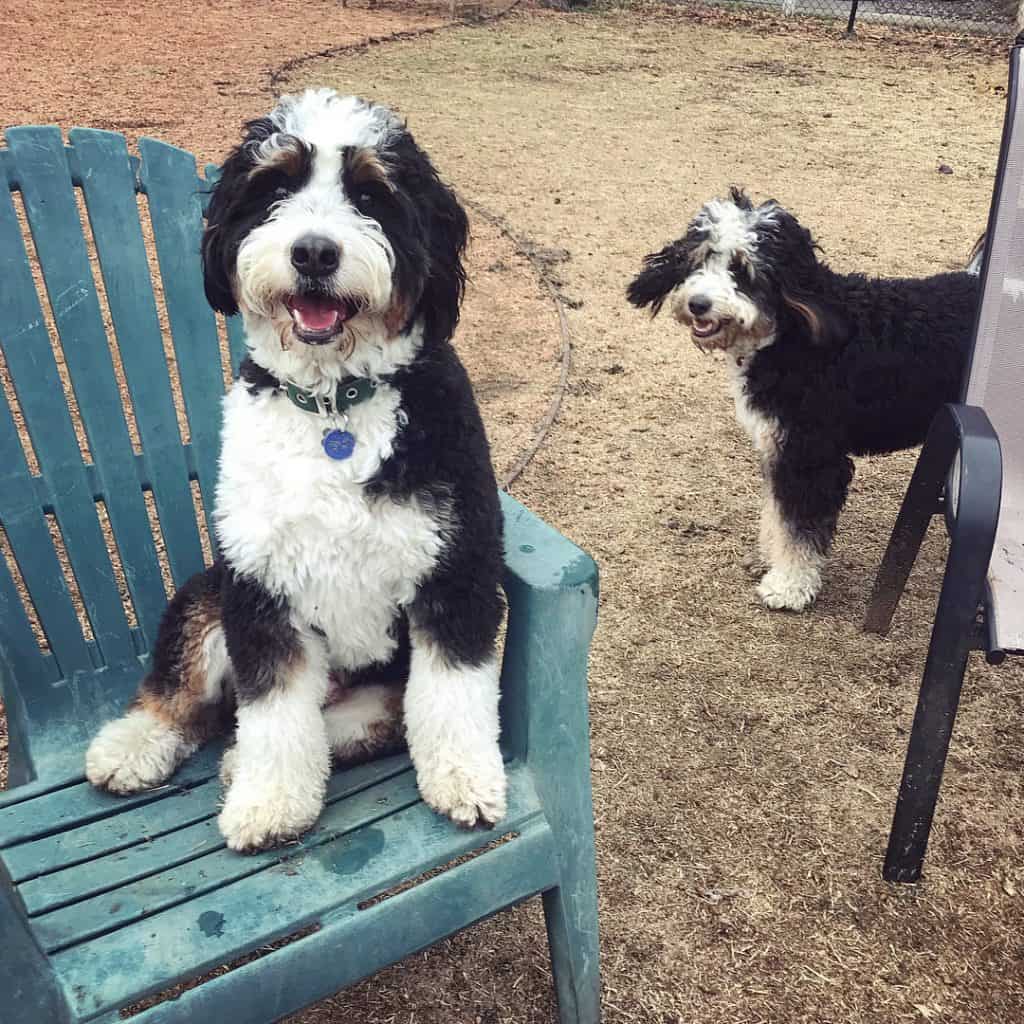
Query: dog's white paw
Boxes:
[
  {"xmin": 85, "ymin": 710, "xmax": 192, "ymax": 794},
  {"xmin": 415, "ymin": 751, "xmax": 507, "ymax": 830},
  {"xmin": 218, "ymin": 783, "xmax": 323, "ymax": 853},
  {"xmin": 757, "ymin": 568, "xmax": 820, "ymax": 611}
]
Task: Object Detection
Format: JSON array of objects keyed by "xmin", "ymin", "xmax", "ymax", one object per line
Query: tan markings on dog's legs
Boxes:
[
  {"xmin": 86, "ymin": 591, "xmax": 232, "ymax": 794},
  {"xmin": 756, "ymin": 489, "xmax": 824, "ymax": 612},
  {"xmin": 137, "ymin": 592, "xmax": 233, "ymax": 747},
  {"xmin": 324, "ymin": 682, "xmax": 405, "ymax": 763}
]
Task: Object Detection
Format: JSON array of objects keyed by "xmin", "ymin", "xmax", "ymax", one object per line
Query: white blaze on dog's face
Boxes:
[
  {"xmin": 628, "ymin": 189, "xmax": 780, "ymax": 352},
  {"xmin": 202, "ymin": 89, "xmax": 468, "ymax": 378}
]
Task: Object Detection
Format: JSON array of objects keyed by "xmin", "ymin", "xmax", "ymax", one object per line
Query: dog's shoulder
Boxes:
[{"xmin": 369, "ymin": 343, "xmax": 498, "ymax": 506}]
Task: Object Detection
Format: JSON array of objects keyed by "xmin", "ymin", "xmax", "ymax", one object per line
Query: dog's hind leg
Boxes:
[
  {"xmin": 756, "ymin": 447, "xmax": 854, "ymax": 611},
  {"xmin": 323, "ymin": 682, "xmax": 406, "ymax": 763},
  {"xmin": 86, "ymin": 567, "xmax": 233, "ymax": 793}
]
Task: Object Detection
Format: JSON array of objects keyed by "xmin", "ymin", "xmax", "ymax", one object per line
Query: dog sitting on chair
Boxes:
[
  {"xmin": 85, "ymin": 89, "xmax": 507, "ymax": 852},
  {"xmin": 628, "ymin": 188, "xmax": 980, "ymax": 611}
]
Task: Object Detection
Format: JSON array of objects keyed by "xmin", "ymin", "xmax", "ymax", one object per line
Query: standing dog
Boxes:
[
  {"xmin": 86, "ymin": 90, "xmax": 507, "ymax": 851},
  {"xmin": 628, "ymin": 189, "xmax": 980, "ymax": 611}
]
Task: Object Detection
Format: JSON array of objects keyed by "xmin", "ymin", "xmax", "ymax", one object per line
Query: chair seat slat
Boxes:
[
  {"xmin": 49, "ymin": 765, "xmax": 545, "ymax": 1019},
  {"xmin": 30, "ymin": 769, "xmax": 424, "ymax": 950},
  {"xmin": 6, "ymin": 752, "xmax": 410, "ymax": 887},
  {"xmin": 70, "ymin": 129, "xmax": 206, "ymax": 598}
]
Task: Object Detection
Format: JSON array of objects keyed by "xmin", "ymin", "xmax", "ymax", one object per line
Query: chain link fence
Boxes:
[{"xmin": 712, "ymin": 0, "xmax": 1017, "ymax": 35}]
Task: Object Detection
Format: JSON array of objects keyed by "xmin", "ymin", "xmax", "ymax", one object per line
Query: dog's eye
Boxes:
[{"xmin": 273, "ymin": 187, "xmax": 290, "ymax": 200}]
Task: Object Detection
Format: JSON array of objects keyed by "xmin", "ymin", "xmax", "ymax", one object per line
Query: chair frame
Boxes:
[
  {"xmin": 863, "ymin": 43, "xmax": 1023, "ymax": 884},
  {"xmin": 0, "ymin": 126, "xmax": 602, "ymax": 1023}
]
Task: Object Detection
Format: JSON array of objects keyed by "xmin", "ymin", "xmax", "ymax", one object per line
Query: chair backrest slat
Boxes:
[
  {"xmin": 139, "ymin": 139, "xmax": 223, "ymax": 534},
  {"xmin": 6, "ymin": 127, "xmax": 157, "ymax": 666},
  {"xmin": 0, "ymin": 144, "xmax": 141, "ymax": 677},
  {"xmin": 965, "ymin": 47, "xmax": 1024, "ymax": 518},
  {"xmin": 0, "ymin": 439, "xmax": 90, "ymax": 683},
  {"xmin": 0, "ymin": 128, "xmax": 235, "ymax": 755},
  {"xmin": 70, "ymin": 129, "xmax": 206, "ymax": 599}
]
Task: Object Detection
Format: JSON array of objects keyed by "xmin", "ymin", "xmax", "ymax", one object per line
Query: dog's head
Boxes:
[
  {"xmin": 202, "ymin": 89, "xmax": 468, "ymax": 368},
  {"xmin": 627, "ymin": 188, "xmax": 838, "ymax": 351}
]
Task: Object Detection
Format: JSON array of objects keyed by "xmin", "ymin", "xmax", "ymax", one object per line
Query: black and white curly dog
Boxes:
[
  {"xmin": 86, "ymin": 89, "xmax": 507, "ymax": 851},
  {"xmin": 628, "ymin": 188, "xmax": 980, "ymax": 612}
]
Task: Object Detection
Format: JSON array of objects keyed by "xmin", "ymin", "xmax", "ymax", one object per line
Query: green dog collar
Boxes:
[{"xmin": 281, "ymin": 376, "xmax": 379, "ymax": 417}]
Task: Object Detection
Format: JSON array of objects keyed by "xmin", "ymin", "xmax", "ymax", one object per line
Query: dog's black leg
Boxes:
[
  {"xmin": 757, "ymin": 444, "xmax": 854, "ymax": 611},
  {"xmin": 217, "ymin": 570, "xmax": 330, "ymax": 853}
]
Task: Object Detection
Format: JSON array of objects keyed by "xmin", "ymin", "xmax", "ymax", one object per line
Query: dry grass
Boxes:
[{"xmin": 3, "ymin": 3, "xmax": 1024, "ymax": 1023}]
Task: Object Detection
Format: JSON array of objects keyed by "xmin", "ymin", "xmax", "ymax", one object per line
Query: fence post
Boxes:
[{"xmin": 845, "ymin": 0, "xmax": 859, "ymax": 34}]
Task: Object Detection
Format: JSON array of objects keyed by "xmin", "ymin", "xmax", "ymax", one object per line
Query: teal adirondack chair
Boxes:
[{"xmin": 0, "ymin": 127, "xmax": 601, "ymax": 1023}]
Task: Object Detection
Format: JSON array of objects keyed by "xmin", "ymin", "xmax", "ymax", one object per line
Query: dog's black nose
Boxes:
[
  {"xmin": 688, "ymin": 295, "xmax": 712, "ymax": 316},
  {"xmin": 291, "ymin": 234, "xmax": 341, "ymax": 277}
]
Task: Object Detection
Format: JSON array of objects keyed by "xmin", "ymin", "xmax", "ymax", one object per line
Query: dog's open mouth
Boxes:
[
  {"xmin": 285, "ymin": 293, "xmax": 360, "ymax": 345},
  {"xmin": 691, "ymin": 317, "xmax": 728, "ymax": 341}
]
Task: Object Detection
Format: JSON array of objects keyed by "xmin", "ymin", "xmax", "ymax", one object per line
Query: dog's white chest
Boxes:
[
  {"xmin": 729, "ymin": 357, "xmax": 781, "ymax": 463},
  {"xmin": 214, "ymin": 382, "xmax": 446, "ymax": 669}
]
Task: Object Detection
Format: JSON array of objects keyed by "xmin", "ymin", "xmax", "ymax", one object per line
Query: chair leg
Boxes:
[
  {"xmin": 864, "ymin": 449, "xmax": 947, "ymax": 636},
  {"xmin": 883, "ymin": 646, "xmax": 971, "ymax": 883},
  {"xmin": 880, "ymin": 404, "xmax": 1002, "ymax": 881},
  {"xmin": 543, "ymin": 885, "xmax": 601, "ymax": 1024}
]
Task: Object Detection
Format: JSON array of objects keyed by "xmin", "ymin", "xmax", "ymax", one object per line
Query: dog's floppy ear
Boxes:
[
  {"xmin": 763, "ymin": 205, "xmax": 845, "ymax": 346},
  {"xmin": 419, "ymin": 168, "xmax": 469, "ymax": 345},
  {"xmin": 201, "ymin": 118, "xmax": 276, "ymax": 315},
  {"xmin": 729, "ymin": 186, "xmax": 754, "ymax": 211},
  {"xmin": 781, "ymin": 290, "xmax": 845, "ymax": 345},
  {"xmin": 382, "ymin": 127, "xmax": 468, "ymax": 344},
  {"xmin": 627, "ymin": 239, "xmax": 690, "ymax": 316}
]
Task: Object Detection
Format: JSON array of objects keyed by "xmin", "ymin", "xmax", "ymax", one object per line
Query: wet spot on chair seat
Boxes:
[
  {"xmin": 319, "ymin": 826, "xmax": 385, "ymax": 874},
  {"xmin": 198, "ymin": 909, "xmax": 225, "ymax": 937}
]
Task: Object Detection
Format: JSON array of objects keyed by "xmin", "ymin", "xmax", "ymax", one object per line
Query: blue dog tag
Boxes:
[{"xmin": 322, "ymin": 429, "xmax": 356, "ymax": 460}]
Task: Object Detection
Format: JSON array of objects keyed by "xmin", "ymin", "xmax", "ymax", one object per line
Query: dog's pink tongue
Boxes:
[{"xmin": 291, "ymin": 295, "xmax": 340, "ymax": 331}]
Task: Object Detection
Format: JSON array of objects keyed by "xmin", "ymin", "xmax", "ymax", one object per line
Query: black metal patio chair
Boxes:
[{"xmin": 864, "ymin": 40, "xmax": 1024, "ymax": 883}]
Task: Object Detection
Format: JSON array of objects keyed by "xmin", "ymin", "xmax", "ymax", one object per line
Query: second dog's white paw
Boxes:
[
  {"xmin": 757, "ymin": 568, "xmax": 820, "ymax": 611},
  {"xmin": 415, "ymin": 750, "xmax": 507, "ymax": 830},
  {"xmin": 218, "ymin": 783, "xmax": 323, "ymax": 853},
  {"xmin": 85, "ymin": 710, "xmax": 192, "ymax": 794}
]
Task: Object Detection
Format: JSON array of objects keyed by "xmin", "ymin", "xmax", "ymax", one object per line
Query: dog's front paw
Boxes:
[
  {"xmin": 85, "ymin": 710, "xmax": 192, "ymax": 794},
  {"xmin": 757, "ymin": 568, "xmax": 820, "ymax": 611},
  {"xmin": 416, "ymin": 752, "xmax": 507, "ymax": 830},
  {"xmin": 218, "ymin": 783, "xmax": 323, "ymax": 853}
]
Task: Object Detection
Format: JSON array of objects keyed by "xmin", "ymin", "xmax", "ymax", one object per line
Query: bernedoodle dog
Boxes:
[
  {"xmin": 628, "ymin": 188, "xmax": 980, "ymax": 611},
  {"xmin": 86, "ymin": 89, "xmax": 507, "ymax": 851}
]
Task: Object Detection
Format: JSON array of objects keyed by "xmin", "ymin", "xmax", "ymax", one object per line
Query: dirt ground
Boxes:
[{"xmin": 3, "ymin": 3, "xmax": 1024, "ymax": 1023}]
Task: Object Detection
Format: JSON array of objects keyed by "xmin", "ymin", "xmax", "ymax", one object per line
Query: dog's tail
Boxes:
[{"xmin": 966, "ymin": 233, "xmax": 985, "ymax": 276}]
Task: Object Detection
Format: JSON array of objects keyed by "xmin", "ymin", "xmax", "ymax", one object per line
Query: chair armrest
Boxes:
[
  {"xmin": 0, "ymin": 860, "xmax": 74, "ymax": 1023},
  {"xmin": 939, "ymin": 404, "xmax": 1002, "ymax": 550},
  {"xmin": 865, "ymin": 403, "xmax": 1001, "ymax": 636},
  {"xmin": 497, "ymin": 492, "xmax": 599, "ymax": 764}
]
